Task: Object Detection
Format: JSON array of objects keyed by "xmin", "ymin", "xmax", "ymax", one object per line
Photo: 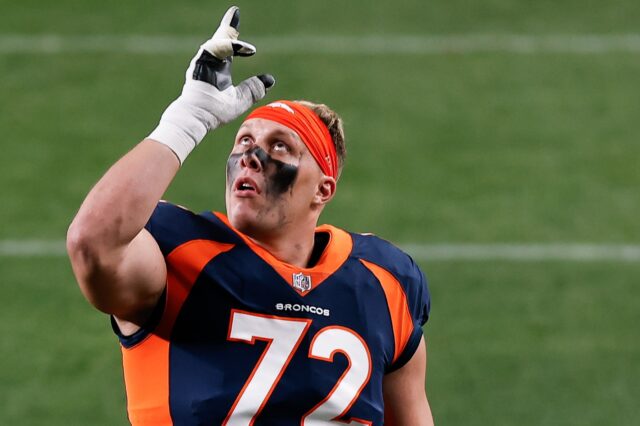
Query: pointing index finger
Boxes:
[{"xmin": 220, "ymin": 6, "xmax": 240, "ymax": 31}]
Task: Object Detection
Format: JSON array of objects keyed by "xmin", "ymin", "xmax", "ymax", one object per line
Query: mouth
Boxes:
[{"xmin": 234, "ymin": 176, "xmax": 261, "ymax": 196}]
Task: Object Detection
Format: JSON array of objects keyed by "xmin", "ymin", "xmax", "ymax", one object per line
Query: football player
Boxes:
[{"xmin": 67, "ymin": 6, "xmax": 433, "ymax": 425}]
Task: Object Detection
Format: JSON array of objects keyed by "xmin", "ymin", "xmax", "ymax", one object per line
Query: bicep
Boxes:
[
  {"xmin": 73, "ymin": 228, "xmax": 167, "ymax": 324},
  {"xmin": 383, "ymin": 337, "xmax": 434, "ymax": 426}
]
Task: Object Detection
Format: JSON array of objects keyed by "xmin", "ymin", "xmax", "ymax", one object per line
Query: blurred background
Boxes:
[{"xmin": 1, "ymin": 0, "xmax": 639, "ymax": 424}]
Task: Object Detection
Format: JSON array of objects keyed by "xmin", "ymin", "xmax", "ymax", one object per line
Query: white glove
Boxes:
[{"xmin": 148, "ymin": 6, "xmax": 275, "ymax": 164}]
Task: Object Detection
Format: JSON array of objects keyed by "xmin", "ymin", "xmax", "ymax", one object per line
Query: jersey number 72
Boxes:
[{"xmin": 224, "ymin": 310, "xmax": 373, "ymax": 426}]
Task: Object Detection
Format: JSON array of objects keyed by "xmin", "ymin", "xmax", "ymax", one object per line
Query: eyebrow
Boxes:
[
  {"xmin": 268, "ymin": 128, "xmax": 300, "ymax": 142},
  {"xmin": 238, "ymin": 125, "xmax": 302, "ymax": 147}
]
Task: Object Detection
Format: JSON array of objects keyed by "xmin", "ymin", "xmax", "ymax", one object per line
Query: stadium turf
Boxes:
[{"xmin": 1, "ymin": 1, "xmax": 639, "ymax": 424}]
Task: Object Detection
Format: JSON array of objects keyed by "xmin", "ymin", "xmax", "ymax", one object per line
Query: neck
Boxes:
[
  {"xmin": 247, "ymin": 217, "xmax": 319, "ymax": 268},
  {"xmin": 250, "ymin": 230, "xmax": 315, "ymax": 268}
]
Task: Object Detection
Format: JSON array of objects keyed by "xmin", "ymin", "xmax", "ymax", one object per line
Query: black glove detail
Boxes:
[
  {"xmin": 192, "ymin": 50, "xmax": 233, "ymax": 90},
  {"xmin": 230, "ymin": 8, "xmax": 240, "ymax": 30},
  {"xmin": 257, "ymin": 74, "xmax": 276, "ymax": 90}
]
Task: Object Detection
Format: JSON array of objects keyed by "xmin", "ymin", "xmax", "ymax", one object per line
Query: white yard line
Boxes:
[
  {"xmin": 2, "ymin": 240, "xmax": 639, "ymax": 261},
  {"xmin": 3, "ymin": 34, "xmax": 640, "ymax": 54},
  {"xmin": 400, "ymin": 243, "xmax": 640, "ymax": 262},
  {"xmin": 0, "ymin": 240, "xmax": 67, "ymax": 257}
]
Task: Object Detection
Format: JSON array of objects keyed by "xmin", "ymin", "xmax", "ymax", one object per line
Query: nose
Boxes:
[{"xmin": 240, "ymin": 146, "xmax": 263, "ymax": 172}]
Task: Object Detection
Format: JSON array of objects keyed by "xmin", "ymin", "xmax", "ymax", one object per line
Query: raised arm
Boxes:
[
  {"xmin": 67, "ymin": 141, "xmax": 177, "ymax": 326},
  {"xmin": 66, "ymin": 6, "xmax": 274, "ymax": 329}
]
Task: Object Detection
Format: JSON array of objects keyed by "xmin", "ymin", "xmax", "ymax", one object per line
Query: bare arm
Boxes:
[
  {"xmin": 67, "ymin": 141, "xmax": 179, "ymax": 324},
  {"xmin": 66, "ymin": 7, "xmax": 271, "ymax": 330},
  {"xmin": 382, "ymin": 337, "xmax": 434, "ymax": 426}
]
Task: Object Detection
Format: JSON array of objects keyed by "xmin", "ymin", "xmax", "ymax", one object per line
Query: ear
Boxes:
[{"xmin": 313, "ymin": 176, "xmax": 337, "ymax": 207}]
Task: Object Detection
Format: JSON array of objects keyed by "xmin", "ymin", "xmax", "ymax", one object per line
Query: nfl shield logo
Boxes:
[{"xmin": 292, "ymin": 273, "xmax": 312, "ymax": 293}]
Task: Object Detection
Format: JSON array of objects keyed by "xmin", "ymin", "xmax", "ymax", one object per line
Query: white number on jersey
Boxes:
[{"xmin": 224, "ymin": 310, "xmax": 372, "ymax": 425}]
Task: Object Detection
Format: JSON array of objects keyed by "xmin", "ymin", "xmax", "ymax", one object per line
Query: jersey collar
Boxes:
[{"xmin": 214, "ymin": 212, "xmax": 353, "ymax": 296}]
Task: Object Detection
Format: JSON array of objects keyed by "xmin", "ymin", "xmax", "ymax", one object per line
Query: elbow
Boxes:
[
  {"xmin": 66, "ymin": 211, "xmax": 118, "ymax": 268},
  {"xmin": 66, "ymin": 218, "xmax": 97, "ymax": 270},
  {"xmin": 66, "ymin": 219, "xmax": 118, "ymax": 313},
  {"xmin": 67, "ymin": 220, "xmax": 99, "ymax": 298}
]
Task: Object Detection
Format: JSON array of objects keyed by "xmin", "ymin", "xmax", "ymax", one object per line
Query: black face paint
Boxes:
[{"xmin": 227, "ymin": 145, "xmax": 299, "ymax": 197}]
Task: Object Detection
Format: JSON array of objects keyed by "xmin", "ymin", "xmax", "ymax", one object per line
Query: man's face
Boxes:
[{"xmin": 225, "ymin": 118, "xmax": 324, "ymax": 238}]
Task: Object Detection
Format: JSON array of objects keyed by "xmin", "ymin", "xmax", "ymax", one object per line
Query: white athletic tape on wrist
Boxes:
[
  {"xmin": 147, "ymin": 78, "xmax": 266, "ymax": 164},
  {"xmin": 147, "ymin": 82, "xmax": 221, "ymax": 164}
]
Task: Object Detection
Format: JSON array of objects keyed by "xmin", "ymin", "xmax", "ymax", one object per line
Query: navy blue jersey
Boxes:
[{"xmin": 113, "ymin": 201, "xmax": 430, "ymax": 425}]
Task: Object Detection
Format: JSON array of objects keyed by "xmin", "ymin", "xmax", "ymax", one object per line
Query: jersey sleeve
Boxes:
[
  {"xmin": 144, "ymin": 201, "xmax": 239, "ymax": 256},
  {"xmin": 351, "ymin": 233, "xmax": 431, "ymax": 373},
  {"xmin": 111, "ymin": 201, "xmax": 238, "ymax": 346},
  {"xmin": 144, "ymin": 201, "xmax": 201, "ymax": 256},
  {"xmin": 388, "ymin": 257, "xmax": 430, "ymax": 372}
]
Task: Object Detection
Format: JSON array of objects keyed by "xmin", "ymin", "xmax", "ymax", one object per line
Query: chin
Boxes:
[
  {"xmin": 226, "ymin": 206, "xmax": 260, "ymax": 235},
  {"xmin": 227, "ymin": 207, "xmax": 251, "ymax": 230},
  {"xmin": 228, "ymin": 205, "xmax": 285, "ymax": 240}
]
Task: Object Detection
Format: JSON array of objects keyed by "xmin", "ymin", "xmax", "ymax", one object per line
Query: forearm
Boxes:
[
  {"xmin": 68, "ymin": 139, "xmax": 179, "ymax": 256},
  {"xmin": 68, "ymin": 5, "xmax": 266, "ymax": 252},
  {"xmin": 67, "ymin": 6, "xmax": 270, "ymax": 320}
]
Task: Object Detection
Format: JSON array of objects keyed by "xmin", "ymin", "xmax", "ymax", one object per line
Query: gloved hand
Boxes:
[{"xmin": 148, "ymin": 6, "xmax": 275, "ymax": 164}]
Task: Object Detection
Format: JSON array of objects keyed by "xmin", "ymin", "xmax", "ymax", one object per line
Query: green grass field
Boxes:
[{"xmin": 1, "ymin": 1, "xmax": 639, "ymax": 424}]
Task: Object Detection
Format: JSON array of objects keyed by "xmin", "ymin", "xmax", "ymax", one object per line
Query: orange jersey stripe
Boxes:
[
  {"xmin": 122, "ymin": 240, "xmax": 234, "ymax": 425},
  {"xmin": 214, "ymin": 212, "xmax": 352, "ymax": 296},
  {"xmin": 158, "ymin": 240, "xmax": 234, "ymax": 337},
  {"xmin": 121, "ymin": 335, "xmax": 173, "ymax": 425},
  {"xmin": 359, "ymin": 260, "xmax": 413, "ymax": 364}
]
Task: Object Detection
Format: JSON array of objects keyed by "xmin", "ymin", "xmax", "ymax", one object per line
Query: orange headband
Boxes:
[{"xmin": 245, "ymin": 101, "xmax": 338, "ymax": 179}]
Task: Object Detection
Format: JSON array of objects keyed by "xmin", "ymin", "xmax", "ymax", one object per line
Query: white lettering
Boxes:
[{"xmin": 274, "ymin": 303, "xmax": 331, "ymax": 317}]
